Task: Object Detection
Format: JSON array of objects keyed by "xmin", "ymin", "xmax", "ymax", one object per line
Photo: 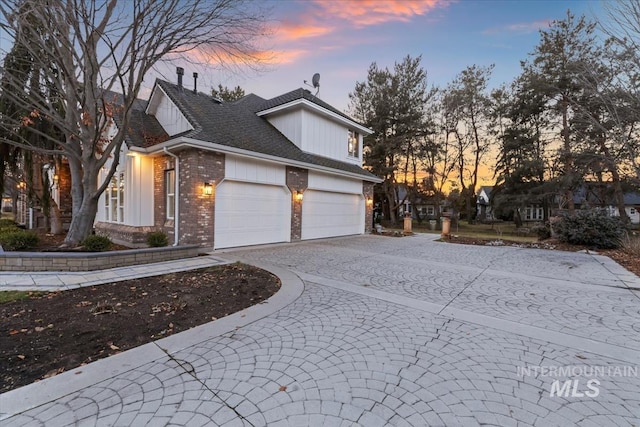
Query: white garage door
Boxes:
[
  {"xmin": 301, "ymin": 190, "xmax": 363, "ymax": 240},
  {"xmin": 214, "ymin": 181, "xmax": 290, "ymax": 249}
]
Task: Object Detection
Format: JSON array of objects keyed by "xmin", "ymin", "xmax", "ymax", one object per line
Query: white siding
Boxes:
[
  {"xmin": 225, "ymin": 156, "xmax": 286, "ymax": 185},
  {"xmin": 268, "ymin": 110, "xmax": 303, "ymax": 148},
  {"xmin": 265, "ymin": 107, "xmax": 362, "ymax": 165},
  {"xmin": 151, "ymin": 89, "xmax": 193, "ymax": 136},
  {"xmin": 124, "ymin": 154, "xmax": 154, "ymax": 226},
  {"xmin": 96, "ymin": 144, "xmax": 154, "ymax": 226},
  {"xmin": 308, "ymin": 171, "xmax": 362, "ymax": 193},
  {"xmin": 301, "ymin": 110, "xmax": 362, "ymax": 165}
]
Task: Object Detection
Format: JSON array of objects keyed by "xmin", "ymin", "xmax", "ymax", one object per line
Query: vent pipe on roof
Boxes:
[
  {"xmin": 176, "ymin": 67, "xmax": 184, "ymax": 89},
  {"xmin": 193, "ymin": 72, "xmax": 198, "ymax": 94}
]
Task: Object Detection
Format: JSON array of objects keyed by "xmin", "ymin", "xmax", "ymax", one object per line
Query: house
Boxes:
[
  {"xmin": 92, "ymin": 70, "xmax": 381, "ymax": 249},
  {"xmin": 572, "ymin": 186, "xmax": 640, "ymax": 225},
  {"xmin": 482, "ymin": 182, "xmax": 640, "ymax": 225},
  {"xmin": 396, "ymin": 184, "xmax": 442, "ymax": 219},
  {"xmin": 476, "ymin": 186, "xmax": 494, "ymax": 222}
]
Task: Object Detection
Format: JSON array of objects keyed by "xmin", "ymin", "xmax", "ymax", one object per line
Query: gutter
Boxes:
[
  {"xmin": 163, "ymin": 147, "xmax": 180, "ymax": 246},
  {"xmin": 130, "ymin": 137, "xmax": 383, "ymax": 183}
]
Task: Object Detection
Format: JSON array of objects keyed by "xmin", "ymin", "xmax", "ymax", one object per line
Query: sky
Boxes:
[{"xmin": 159, "ymin": 0, "xmax": 605, "ymax": 113}]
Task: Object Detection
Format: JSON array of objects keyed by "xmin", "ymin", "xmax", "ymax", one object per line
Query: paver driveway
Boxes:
[{"xmin": 1, "ymin": 234, "xmax": 639, "ymax": 426}]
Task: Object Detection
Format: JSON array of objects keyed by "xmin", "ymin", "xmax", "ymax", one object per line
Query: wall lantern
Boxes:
[
  {"xmin": 366, "ymin": 197, "xmax": 373, "ymax": 206},
  {"xmin": 295, "ymin": 190, "xmax": 304, "ymax": 202},
  {"xmin": 53, "ymin": 174, "xmax": 59, "ymax": 184},
  {"xmin": 203, "ymin": 182, "xmax": 214, "ymax": 196}
]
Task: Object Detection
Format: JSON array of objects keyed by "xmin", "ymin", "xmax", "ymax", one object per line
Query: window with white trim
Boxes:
[
  {"xmin": 104, "ymin": 172, "xmax": 124, "ymax": 223},
  {"xmin": 525, "ymin": 206, "xmax": 544, "ymax": 221},
  {"xmin": 166, "ymin": 170, "xmax": 175, "ymax": 220},
  {"xmin": 348, "ymin": 130, "xmax": 359, "ymax": 157}
]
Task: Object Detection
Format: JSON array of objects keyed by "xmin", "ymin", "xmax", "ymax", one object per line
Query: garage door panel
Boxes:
[
  {"xmin": 302, "ymin": 190, "xmax": 363, "ymax": 240},
  {"xmin": 215, "ymin": 181, "xmax": 290, "ymax": 249}
]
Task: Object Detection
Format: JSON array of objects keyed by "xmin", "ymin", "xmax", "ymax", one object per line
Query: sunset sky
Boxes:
[{"xmin": 181, "ymin": 0, "xmax": 604, "ymax": 113}]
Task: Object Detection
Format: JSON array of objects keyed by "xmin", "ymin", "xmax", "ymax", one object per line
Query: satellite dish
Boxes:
[{"xmin": 304, "ymin": 73, "xmax": 321, "ymax": 96}]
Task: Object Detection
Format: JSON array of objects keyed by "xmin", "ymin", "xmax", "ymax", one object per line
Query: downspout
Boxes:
[{"xmin": 163, "ymin": 148, "xmax": 179, "ymax": 246}]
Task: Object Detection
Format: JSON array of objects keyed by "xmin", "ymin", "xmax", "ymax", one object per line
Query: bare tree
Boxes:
[
  {"xmin": 0, "ymin": 0, "xmax": 270, "ymax": 245},
  {"xmin": 443, "ymin": 64, "xmax": 495, "ymax": 222}
]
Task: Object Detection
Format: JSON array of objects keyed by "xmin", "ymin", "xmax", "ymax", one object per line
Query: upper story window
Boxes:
[
  {"xmin": 165, "ymin": 169, "xmax": 175, "ymax": 220},
  {"xmin": 104, "ymin": 172, "xmax": 125, "ymax": 223},
  {"xmin": 348, "ymin": 130, "xmax": 359, "ymax": 157}
]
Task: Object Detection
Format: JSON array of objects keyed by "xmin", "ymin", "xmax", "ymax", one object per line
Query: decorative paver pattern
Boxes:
[{"xmin": 2, "ymin": 235, "xmax": 639, "ymax": 426}]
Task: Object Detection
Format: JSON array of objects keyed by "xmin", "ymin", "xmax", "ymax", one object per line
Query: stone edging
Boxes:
[
  {"xmin": 0, "ymin": 245, "xmax": 201, "ymax": 272},
  {"xmin": 0, "ymin": 262, "xmax": 304, "ymax": 420}
]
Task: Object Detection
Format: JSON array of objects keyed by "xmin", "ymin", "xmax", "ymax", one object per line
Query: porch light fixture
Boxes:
[
  {"xmin": 295, "ymin": 190, "xmax": 304, "ymax": 202},
  {"xmin": 203, "ymin": 182, "xmax": 214, "ymax": 196},
  {"xmin": 53, "ymin": 174, "xmax": 59, "ymax": 184},
  {"xmin": 366, "ymin": 197, "xmax": 373, "ymax": 206}
]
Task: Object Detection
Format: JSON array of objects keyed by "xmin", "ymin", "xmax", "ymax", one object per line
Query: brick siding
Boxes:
[
  {"xmin": 363, "ymin": 181, "xmax": 374, "ymax": 233},
  {"xmin": 286, "ymin": 166, "xmax": 308, "ymax": 241}
]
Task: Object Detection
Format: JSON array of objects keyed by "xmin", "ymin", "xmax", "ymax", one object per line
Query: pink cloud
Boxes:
[
  {"xmin": 484, "ymin": 20, "xmax": 551, "ymax": 35},
  {"xmin": 312, "ymin": 0, "xmax": 450, "ymax": 27}
]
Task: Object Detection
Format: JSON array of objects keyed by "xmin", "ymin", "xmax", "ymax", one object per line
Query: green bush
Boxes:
[
  {"xmin": 0, "ymin": 230, "xmax": 39, "ymax": 251},
  {"xmin": 530, "ymin": 222, "xmax": 551, "ymax": 240},
  {"xmin": 0, "ymin": 219, "xmax": 18, "ymax": 232},
  {"xmin": 147, "ymin": 230, "xmax": 169, "ymax": 247},
  {"xmin": 553, "ymin": 209, "xmax": 624, "ymax": 249},
  {"xmin": 81, "ymin": 234, "xmax": 112, "ymax": 252}
]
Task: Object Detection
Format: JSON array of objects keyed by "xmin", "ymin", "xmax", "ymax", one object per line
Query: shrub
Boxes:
[
  {"xmin": 530, "ymin": 222, "xmax": 551, "ymax": 240},
  {"xmin": 621, "ymin": 232, "xmax": 640, "ymax": 256},
  {"xmin": 0, "ymin": 230, "xmax": 39, "ymax": 251},
  {"xmin": 553, "ymin": 209, "xmax": 624, "ymax": 249},
  {"xmin": 0, "ymin": 219, "xmax": 18, "ymax": 231},
  {"xmin": 147, "ymin": 231, "xmax": 169, "ymax": 247},
  {"xmin": 81, "ymin": 234, "xmax": 112, "ymax": 252}
]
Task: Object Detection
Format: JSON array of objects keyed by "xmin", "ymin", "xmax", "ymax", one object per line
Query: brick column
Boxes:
[
  {"xmin": 286, "ymin": 166, "xmax": 308, "ymax": 241},
  {"xmin": 154, "ymin": 150, "xmax": 225, "ymax": 248},
  {"xmin": 363, "ymin": 182, "xmax": 374, "ymax": 233},
  {"xmin": 178, "ymin": 149, "xmax": 225, "ymax": 247}
]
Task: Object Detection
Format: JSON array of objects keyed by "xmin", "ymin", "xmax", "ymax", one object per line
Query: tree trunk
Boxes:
[
  {"xmin": 63, "ymin": 197, "xmax": 98, "ymax": 246},
  {"xmin": 561, "ymin": 95, "xmax": 575, "ymax": 214},
  {"xmin": 49, "ymin": 198, "xmax": 63, "ymax": 235},
  {"xmin": 63, "ymin": 155, "xmax": 99, "ymax": 246}
]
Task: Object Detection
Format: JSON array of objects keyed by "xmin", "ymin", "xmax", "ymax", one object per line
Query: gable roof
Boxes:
[
  {"xmin": 257, "ymin": 88, "xmax": 369, "ymax": 131},
  {"xmin": 131, "ymin": 79, "xmax": 379, "ymax": 181},
  {"xmin": 102, "ymin": 90, "xmax": 169, "ymax": 148}
]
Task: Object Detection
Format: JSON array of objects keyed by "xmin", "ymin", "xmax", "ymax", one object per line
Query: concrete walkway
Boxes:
[{"xmin": 1, "ymin": 235, "xmax": 639, "ymax": 426}]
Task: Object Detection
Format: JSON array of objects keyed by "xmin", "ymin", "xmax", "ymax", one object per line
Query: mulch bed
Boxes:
[
  {"xmin": 446, "ymin": 235, "xmax": 640, "ymax": 278},
  {"xmin": 0, "ymin": 263, "xmax": 280, "ymax": 393}
]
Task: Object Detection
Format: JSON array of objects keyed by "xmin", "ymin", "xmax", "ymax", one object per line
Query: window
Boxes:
[
  {"xmin": 525, "ymin": 206, "xmax": 543, "ymax": 221},
  {"xmin": 630, "ymin": 208, "xmax": 636, "ymax": 215},
  {"xmin": 166, "ymin": 170, "xmax": 175, "ymax": 220},
  {"xmin": 427, "ymin": 206, "xmax": 435, "ymax": 216},
  {"xmin": 104, "ymin": 172, "xmax": 124, "ymax": 223},
  {"xmin": 348, "ymin": 130, "xmax": 359, "ymax": 157}
]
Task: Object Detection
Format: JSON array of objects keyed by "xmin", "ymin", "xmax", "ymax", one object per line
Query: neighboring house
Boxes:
[
  {"xmin": 93, "ymin": 71, "xmax": 381, "ymax": 249},
  {"xmin": 396, "ymin": 184, "xmax": 442, "ymax": 219},
  {"xmin": 484, "ymin": 183, "xmax": 640, "ymax": 225},
  {"xmin": 572, "ymin": 187, "xmax": 640, "ymax": 225},
  {"xmin": 476, "ymin": 186, "xmax": 494, "ymax": 222}
]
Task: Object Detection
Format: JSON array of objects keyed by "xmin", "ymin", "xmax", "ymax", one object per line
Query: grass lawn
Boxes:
[{"xmin": 382, "ymin": 219, "xmax": 539, "ymax": 243}]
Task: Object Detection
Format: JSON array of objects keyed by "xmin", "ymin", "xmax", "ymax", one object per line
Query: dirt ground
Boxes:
[
  {"xmin": 446, "ymin": 235, "xmax": 640, "ymax": 278},
  {"xmin": 0, "ymin": 263, "xmax": 280, "ymax": 393}
]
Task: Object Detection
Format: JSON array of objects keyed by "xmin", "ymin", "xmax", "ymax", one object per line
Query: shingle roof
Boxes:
[
  {"xmin": 102, "ymin": 90, "xmax": 169, "ymax": 148},
  {"xmin": 257, "ymin": 88, "xmax": 366, "ymax": 127},
  {"xmin": 139, "ymin": 79, "xmax": 378, "ymax": 181}
]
